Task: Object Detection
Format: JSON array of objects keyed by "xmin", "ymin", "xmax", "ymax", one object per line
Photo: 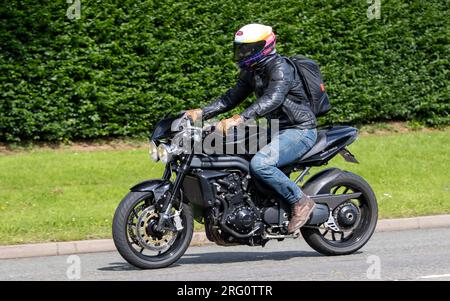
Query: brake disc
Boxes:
[{"xmin": 135, "ymin": 206, "xmax": 177, "ymax": 251}]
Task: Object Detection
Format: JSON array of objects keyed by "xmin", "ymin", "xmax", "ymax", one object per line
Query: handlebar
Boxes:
[{"xmin": 181, "ymin": 114, "xmax": 216, "ymax": 137}]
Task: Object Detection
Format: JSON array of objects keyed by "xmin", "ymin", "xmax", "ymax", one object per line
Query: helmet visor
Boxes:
[{"xmin": 233, "ymin": 41, "xmax": 266, "ymax": 62}]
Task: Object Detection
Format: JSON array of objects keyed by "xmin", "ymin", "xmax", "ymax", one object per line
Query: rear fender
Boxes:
[
  {"xmin": 302, "ymin": 168, "xmax": 362, "ymax": 211},
  {"xmin": 302, "ymin": 167, "xmax": 344, "ymax": 196}
]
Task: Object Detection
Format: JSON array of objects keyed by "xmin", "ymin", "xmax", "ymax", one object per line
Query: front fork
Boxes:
[{"xmin": 155, "ymin": 151, "xmax": 194, "ymax": 232}]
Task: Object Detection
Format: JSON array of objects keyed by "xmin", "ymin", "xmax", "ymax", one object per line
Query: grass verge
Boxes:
[{"xmin": 0, "ymin": 129, "xmax": 449, "ymax": 245}]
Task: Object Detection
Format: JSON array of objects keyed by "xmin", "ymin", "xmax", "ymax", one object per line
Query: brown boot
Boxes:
[{"xmin": 287, "ymin": 195, "xmax": 316, "ymax": 234}]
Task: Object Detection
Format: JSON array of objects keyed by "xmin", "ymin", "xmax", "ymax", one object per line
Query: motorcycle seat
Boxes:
[
  {"xmin": 300, "ymin": 130, "xmax": 327, "ymax": 159},
  {"xmin": 296, "ymin": 126, "xmax": 358, "ymax": 165}
]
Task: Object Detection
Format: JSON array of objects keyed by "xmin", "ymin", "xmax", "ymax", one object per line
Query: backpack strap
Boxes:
[
  {"xmin": 285, "ymin": 57, "xmax": 313, "ymax": 103},
  {"xmin": 286, "ymin": 57, "xmax": 312, "ymax": 102}
]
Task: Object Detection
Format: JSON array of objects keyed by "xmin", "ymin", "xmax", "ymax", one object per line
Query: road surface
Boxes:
[{"xmin": 1, "ymin": 228, "xmax": 450, "ymax": 281}]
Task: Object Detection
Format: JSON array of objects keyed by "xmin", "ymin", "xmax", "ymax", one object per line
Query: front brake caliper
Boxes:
[{"xmin": 171, "ymin": 209, "xmax": 184, "ymax": 231}]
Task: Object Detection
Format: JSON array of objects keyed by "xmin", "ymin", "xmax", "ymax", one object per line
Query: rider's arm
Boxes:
[
  {"xmin": 240, "ymin": 62, "xmax": 291, "ymax": 120},
  {"xmin": 202, "ymin": 71, "xmax": 252, "ymax": 120}
]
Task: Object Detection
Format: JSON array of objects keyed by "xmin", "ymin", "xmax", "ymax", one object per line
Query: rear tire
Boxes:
[
  {"xmin": 301, "ymin": 171, "xmax": 378, "ymax": 255},
  {"xmin": 112, "ymin": 191, "xmax": 193, "ymax": 269}
]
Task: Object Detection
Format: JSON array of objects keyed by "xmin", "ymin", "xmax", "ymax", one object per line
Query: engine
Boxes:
[
  {"xmin": 208, "ymin": 172, "xmax": 259, "ymax": 238},
  {"xmin": 226, "ymin": 206, "xmax": 258, "ymax": 234}
]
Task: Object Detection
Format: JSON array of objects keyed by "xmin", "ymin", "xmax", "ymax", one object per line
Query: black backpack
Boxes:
[{"xmin": 287, "ymin": 55, "xmax": 331, "ymax": 117}]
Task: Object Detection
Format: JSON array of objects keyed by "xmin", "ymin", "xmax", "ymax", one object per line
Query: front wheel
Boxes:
[
  {"xmin": 112, "ymin": 191, "xmax": 193, "ymax": 269},
  {"xmin": 301, "ymin": 171, "xmax": 378, "ymax": 255}
]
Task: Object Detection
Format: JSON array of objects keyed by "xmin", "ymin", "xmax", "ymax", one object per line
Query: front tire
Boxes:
[
  {"xmin": 301, "ymin": 171, "xmax": 378, "ymax": 255},
  {"xmin": 112, "ymin": 191, "xmax": 193, "ymax": 269}
]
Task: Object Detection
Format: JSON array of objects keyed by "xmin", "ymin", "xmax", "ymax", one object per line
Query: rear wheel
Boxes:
[
  {"xmin": 301, "ymin": 171, "xmax": 378, "ymax": 255},
  {"xmin": 112, "ymin": 191, "xmax": 193, "ymax": 269}
]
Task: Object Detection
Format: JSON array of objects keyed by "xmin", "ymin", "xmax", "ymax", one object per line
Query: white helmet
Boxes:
[{"xmin": 233, "ymin": 23, "xmax": 276, "ymax": 69}]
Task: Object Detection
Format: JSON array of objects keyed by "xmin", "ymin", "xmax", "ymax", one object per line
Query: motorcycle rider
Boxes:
[{"xmin": 185, "ymin": 23, "xmax": 317, "ymax": 233}]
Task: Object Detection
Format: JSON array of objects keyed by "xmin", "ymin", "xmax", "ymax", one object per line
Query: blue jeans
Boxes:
[{"xmin": 250, "ymin": 128, "xmax": 317, "ymax": 204}]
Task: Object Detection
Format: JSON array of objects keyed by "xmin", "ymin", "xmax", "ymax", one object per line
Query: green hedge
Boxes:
[{"xmin": 1, "ymin": 0, "xmax": 449, "ymax": 142}]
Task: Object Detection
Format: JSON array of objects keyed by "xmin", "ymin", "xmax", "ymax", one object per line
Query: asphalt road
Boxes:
[{"xmin": 1, "ymin": 228, "xmax": 450, "ymax": 281}]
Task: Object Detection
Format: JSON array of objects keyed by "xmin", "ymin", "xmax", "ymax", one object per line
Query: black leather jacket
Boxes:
[{"xmin": 202, "ymin": 53, "xmax": 316, "ymax": 129}]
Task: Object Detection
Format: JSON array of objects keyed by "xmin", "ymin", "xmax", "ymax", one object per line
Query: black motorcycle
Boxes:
[{"xmin": 112, "ymin": 114, "xmax": 378, "ymax": 269}]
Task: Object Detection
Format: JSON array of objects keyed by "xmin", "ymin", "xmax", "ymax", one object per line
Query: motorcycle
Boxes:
[{"xmin": 112, "ymin": 113, "xmax": 378, "ymax": 269}]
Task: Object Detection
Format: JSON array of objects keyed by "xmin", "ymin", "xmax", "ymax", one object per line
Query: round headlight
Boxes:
[
  {"xmin": 149, "ymin": 141, "xmax": 159, "ymax": 161},
  {"xmin": 157, "ymin": 143, "xmax": 172, "ymax": 164}
]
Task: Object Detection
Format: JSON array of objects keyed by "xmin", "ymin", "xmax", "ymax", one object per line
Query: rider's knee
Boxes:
[{"xmin": 250, "ymin": 153, "xmax": 275, "ymax": 174}]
